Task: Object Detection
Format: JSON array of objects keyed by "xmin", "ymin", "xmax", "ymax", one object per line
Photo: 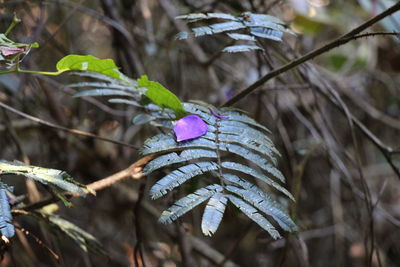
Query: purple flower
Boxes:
[
  {"xmin": 209, "ymin": 109, "xmax": 229, "ymax": 119},
  {"xmin": 174, "ymin": 115, "xmax": 208, "ymax": 142}
]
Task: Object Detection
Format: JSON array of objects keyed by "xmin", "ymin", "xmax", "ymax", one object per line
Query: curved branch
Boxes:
[
  {"xmin": 222, "ymin": 1, "xmax": 400, "ymax": 107},
  {"xmin": 0, "ymin": 101, "xmax": 139, "ymax": 149}
]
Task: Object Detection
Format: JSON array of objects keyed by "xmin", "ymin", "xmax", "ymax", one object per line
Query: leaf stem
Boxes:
[
  {"xmin": 0, "ymin": 68, "xmax": 60, "ymax": 76},
  {"xmin": 17, "ymin": 69, "xmax": 61, "ymax": 75},
  {"xmin": 4, "ymin": 13, "xmax": 21, "ymax": 36}
]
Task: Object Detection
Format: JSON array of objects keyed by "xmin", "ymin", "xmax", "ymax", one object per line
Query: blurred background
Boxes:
[{"xmin": 0, "ymin": 0, "xmax": 400, "ymax": 266}]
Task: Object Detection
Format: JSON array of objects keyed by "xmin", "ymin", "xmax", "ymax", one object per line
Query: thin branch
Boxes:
[
  {"xmin": 19, "ymin": 155, "xmax": 155, "ymax": 212},
  {"xmin": 86, "ymin": 155, "xmax": 155, "ymax": 192},
  {"xmin": 309, "ymin": 82, "xmax": 400, "ymax": 179},
  {"xmin": 217, "ymin": 222, "xmax": 252, "ymax": 266},
  {"xmin": 14, "ymin": 225, "xmax": 60, "ymax": 261},
  {"xmin": 133, "ymin": 181, "xmax": 147, "ymax": 267},
  {"xmin": 222, "ymin": 1, "xmax": 400, "ymax": 106},
  {"xmin": 0, "ymin": 101, "xmax": 139, "ymax": 149}
]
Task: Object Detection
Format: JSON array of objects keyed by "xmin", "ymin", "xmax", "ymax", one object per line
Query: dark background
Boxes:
[{"xmin": 0, "ymin": 0, "xmax": 400, "ymax": 266}]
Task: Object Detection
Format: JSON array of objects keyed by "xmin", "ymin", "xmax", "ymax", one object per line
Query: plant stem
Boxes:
[
  {"xmin": 17, "ymin": 69, "xmax": 61, "ymax": 75},
  {"xmin": 4, "ymin": 13, "xmax": 21, "ymax": 36},
  {"xmin": 222, "ymin": 1, "xmax": 400, "ymax": 107},
  {"xmin": 0, "ymin": 68, "xmax": 62, "ymax": 75},
  {"xmin": 0, "ymin": 101, "xmax": 139, "ymax": 149}
]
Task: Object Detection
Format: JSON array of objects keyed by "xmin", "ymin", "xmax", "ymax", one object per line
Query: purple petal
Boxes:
[
  {"xmin": 209, "ymin": 109, "xmax": 229, "ymax": 119},
  {"xmin": 0, "ymin": 46, "xmax": 26, "ymax": 57},
  {"xmin": 174, "ymin": 115, "xmax": 208, "ymax": 142}
]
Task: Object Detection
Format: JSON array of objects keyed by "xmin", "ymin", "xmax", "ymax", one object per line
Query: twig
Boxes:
[
  {"xmin": 0, "ymin": 101, "xmax": 139, "ymax": 149},
  {"xmin": 4, "ymin": 13, "xmax": 21, "ymax": 36},
  {"xmin": 217, "ymin": 222, "xmax": 252, "ymax": 266},
  {"xmin": 309, "ymin": 81, "xmax": 400, "ymax": 179},
  {"xmin": 222, "ymin": 1, "xmax": 400, "ymax": 106},
  {"xmin": 264, "ymin": 0, "xmax": 284, "ymax": 13},
  {"xmin": 175, "ymin": 222, "xmax": 198, "ymax": 267},
  {"xmin": 340, "ymin": 84, "xmax": 400, "ymax": 131},
  {"xmin": 133, "ymin": 180, "xmax": 147, "ymax": 267},
  {"xmin": 19, "ymin": 155, "xmax": 155, "ymax": 212},
  {"xmin": 322, "ymin": 70, "xmax": 376, "ymax": 267},
  {"xmin": 1, "ymin": 110, "xmax": 30, "ymax": 164},
  {"xmin": 159, "ymin": 0, "xmax": 224, "ymax": 100},
  {"xmin": 14, "ymin": 224, "xmax": 59, "ymax": 261},
  {"xmin": 86, "ymin": 155, "xmax": 154, "ymax": 192},
  {"xmin": 34, "ymin": 0, "xmax": 84, "ymax": 53}
]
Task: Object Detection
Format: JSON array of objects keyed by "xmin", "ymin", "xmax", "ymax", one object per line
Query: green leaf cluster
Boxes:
[{"xmin": 59, "ymin": 56, "xmax": 185, "ymax": 118}]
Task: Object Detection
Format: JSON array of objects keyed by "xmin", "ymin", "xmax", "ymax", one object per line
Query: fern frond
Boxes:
[
  {"xmin": 69, "ymin": 82, "xmax": 134, "ymax": 90},
  {"xmin": 201, "ymin": 193, "xmax": 227, "ymax": 236},
  {"xmin": 67, "ymin": 76, "xmax": 297, "ymax": 238},
  {"xmin": 222, "ymin": 45, "xmax": 263, "ymax": 53},
  {"xmin": 142, "ymin": 133, "xmax": 277, "ymax": 173},
  {"xmin": 176, "ymin": 12, "xmax": 294, "ymax": 54},
  {"xmin": 221, "ymin": 161, "xmax": 291, "ymax": 198},
  {"xmin": 227, "ymin": 194, "xmax": 281, "ymax": 239},
  {"xmin": 216, "ymin": 133, "xmax": 277, "ymax": 164},
  {"xmin": 242, "ymin": 13, "xmax": 285, "ymax": 25},
  {"xmin": 0, "ymin": 161, "xmax": 88, "ymax": 195},
  {"xmin": 159, "ymin": 184, "xmax": 222, "ymax": 224},
  {"xmin": 73, "ymin": 89, "xmax": 136, "ymax": 98},
  {"xmin": 149, "ymin": 162, "xmax": 219, "ymax": 199},
  {"xmin": 0, "ymin": 183, "xmax": 14, "ymax": 238},
  {"xmin": 191, "ymin": 21, "xmax": 246, "ymax": 37},
  {"xmin": 140, "ymin": 102, "xmax": 297, "ymax": 238},
  {"xmin": 132, "ymin": 114, "xmax": 155, "ymax": 125},
  {"xmin": 226, "ymin": 33, "xmax": 256, "ymax": 41},
  {"xmin": 250, "ymin": 27, "xmax": 283, "ymax": 41},
  {"xmin": 143, "ymin": 149, "xmax": 217, "ymax": 175},
  {"xmin": 218, "ymin": 123, "xmax": 276, "ymax": 152},
  {"xmin": 141, "ymin": 133, "xmax": 217, "ymax": 155},
  {"xmin": 226, "ymin": 184, "xmax": 296, "ymax": 231},
  {"xmin": 176, "ymin": 13, "xmax": 237, "ymax": 22},
  {"xmin": 70, "ymin": 71, "xmax": 133, "ymax": 84},
  {"xmin": 218, "ymin": 109, "xmax": 271, "ymax": 133},
  {"xmin": 218, "ymin": 143, "xmax": 280, "ymax": 177},
  {"xmin": 223, "ymin": 173, "xmax": 297, "ymax": 231}
]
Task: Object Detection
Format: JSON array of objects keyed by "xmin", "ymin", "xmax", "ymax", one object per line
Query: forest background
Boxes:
[{"xmin": 0, "ymin": 0, "xmax": 400, "ymax": 267}]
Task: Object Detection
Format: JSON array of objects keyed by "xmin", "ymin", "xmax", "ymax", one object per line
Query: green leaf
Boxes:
[
  {"xmin": 55, "ymin": 55, "xmax": 128, "ymax": 81},
  {"xmin": 0, "ymin": 34, "xmax": 39, "ymax": 66},
  {"xmin": 30, "ymin": 42, "xmax": 39, "ymax": 48},
  {"xmin": 137, "ymin": 75, "xmax": 186, "ymax": 118}
]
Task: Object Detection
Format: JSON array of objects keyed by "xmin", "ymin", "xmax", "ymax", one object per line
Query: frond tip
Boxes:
[
  {"xmin": 159, "ymin": 184, "xmax": 223, "ymax": 224},
  {"xmin": 141, "ymin": 102, "xmax": 298, "ymax": 238},
  {"xmin": 201, "ymin": 193, "xmax": 227, "ymax": 236},
  {"xmin": 175, "ymin": 11, "xmax": 294, "ymax": 53}
]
